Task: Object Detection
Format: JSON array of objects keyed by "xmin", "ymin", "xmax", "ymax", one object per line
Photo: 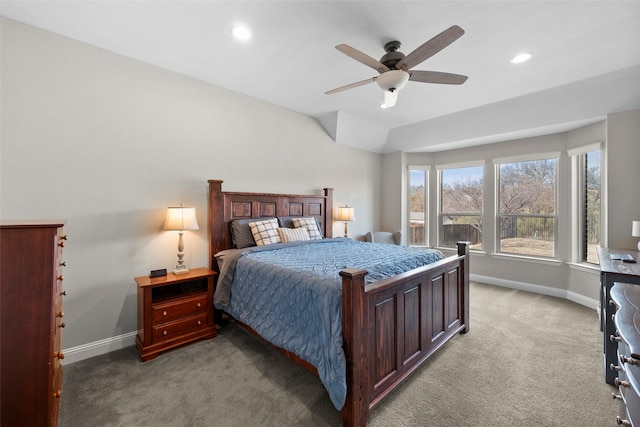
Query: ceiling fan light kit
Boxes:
[
  {"xmin": 326, "ymin": 25, "xmax": 468, "ymax": 108},
  {"xmin": 376, "ymin": 70, "xmax": 410, "ymax": 92}
]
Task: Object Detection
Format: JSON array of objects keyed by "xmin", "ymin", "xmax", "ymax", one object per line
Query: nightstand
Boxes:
[{"xmin": 135, "ymin": 267, "xmax": 217, "ymax": 361}]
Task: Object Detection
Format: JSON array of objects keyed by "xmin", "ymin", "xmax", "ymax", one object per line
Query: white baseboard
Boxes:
[
  {"xmin": 470, "ymin": 273, "xmax": 599, "ymax": 311},
  {"xmin": 62, "ymin": 277, "xmax": 599, "ymax": 365},
  {"xmin": 62, "ymin": 331, "xmax": 137, "ymax": 365}
]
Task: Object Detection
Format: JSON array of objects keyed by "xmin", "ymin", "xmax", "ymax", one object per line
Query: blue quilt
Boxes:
[{"xmin": 214, "ymin": 238, "xmax": 444, "ymax": 410}]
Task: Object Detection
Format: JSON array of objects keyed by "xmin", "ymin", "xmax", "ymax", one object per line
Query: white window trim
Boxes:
[
  {"xmin": 438, "ymin": 164, "xmax": 485, "ymax": 250},
  {"xmin": 569, "ymin": 143, "xmax": 604, "ymax": 264},
  {"xmin": 567, "ymin": 142, "xmax": 602, "ymax": 157},
  {"xmin": 436, "ymin": 160, "xmax": 485, "ymax": 170},
  {"xmin": 407, "ymin": 166, "xmax": 430, "ymax": 247},
  {"xmin": 493, "ymin": 151, "xmax": 561, "ymax": 165},
  {"xmin": 494, "ymin": 156, "xmax": 559, "ymax": 259}
]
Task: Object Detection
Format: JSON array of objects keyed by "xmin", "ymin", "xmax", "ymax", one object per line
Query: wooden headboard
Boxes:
[{"xmin": 207, "ymin": 180, "xmax": 334, "ymax": 270}]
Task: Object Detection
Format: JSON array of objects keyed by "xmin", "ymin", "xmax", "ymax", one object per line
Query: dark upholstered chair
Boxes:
[{"xmin": 364, "ymin": 231, "xmax": 402, "ymax": 245}]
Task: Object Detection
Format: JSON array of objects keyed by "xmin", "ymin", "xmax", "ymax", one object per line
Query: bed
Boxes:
[{"xmin": 208, "ymin": 179, "xmax": 470, "ymax": 427}]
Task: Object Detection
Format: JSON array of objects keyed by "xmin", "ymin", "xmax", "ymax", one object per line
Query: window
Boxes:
[
  {"xmin": 439, "ymin": 165, "xmax": 483, "ymax": 250},
  {"xmin": 570, "ymin": 146, "xmax": 601, "ymax": 264},
  {"xmin": 408, "ymin": 168, "xmax": 427, "ymax": 245},
  {"xmin": 497, "ymin": 156, "xmax": 558, "ymax": 258}
]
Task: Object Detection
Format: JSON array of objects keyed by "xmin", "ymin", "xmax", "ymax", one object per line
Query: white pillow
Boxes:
[
  {"xmin": 292, "ymin": 217, "xmax": 322, "ymax": 240},
  {"xmin": 249, "ymin": 218, "xmax": 280, "ymax": 246},
  {"xmin": 277, "ymin": 227, "xmax": 310, "ymax": 243}
]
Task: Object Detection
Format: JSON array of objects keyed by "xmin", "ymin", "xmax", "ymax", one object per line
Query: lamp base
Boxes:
[
  {"xmin": 637, "ymin": 240, "xmax": 640, "ymax": 252},
  {"xmin": 173, "ymin": 265, "xmax": 189, "ymax": 275}
]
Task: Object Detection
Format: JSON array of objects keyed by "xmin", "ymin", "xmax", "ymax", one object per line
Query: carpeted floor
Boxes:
[{"xmin": 59, "ymin": 282, "xmax": 618, "ymax": 426}]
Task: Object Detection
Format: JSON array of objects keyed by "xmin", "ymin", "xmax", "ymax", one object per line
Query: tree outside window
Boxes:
[
  {"xmin": 440, "ymin": 166, "xmax": 483, "ymax": 250},
  {"xmin": 498, "ymin": 158, "xmax": 557, "ymax": 258}
]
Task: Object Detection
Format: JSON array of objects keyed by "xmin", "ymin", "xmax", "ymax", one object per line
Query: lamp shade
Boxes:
[
  {"xmin": 164, "ymin": 206, "xmax": 199, "ymax": 231},
  {"xmin": 336, "ymin": 206, "xmax": 355, "ymax": 222},
  {"xmin": 633, "ymin": 220, "xmax": 640, "ymax": 238}
]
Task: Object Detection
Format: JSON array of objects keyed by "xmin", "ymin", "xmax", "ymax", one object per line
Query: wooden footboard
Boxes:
[{"xmin": 340, "ymin": 242, "xmax": 470, "ymax": 427}]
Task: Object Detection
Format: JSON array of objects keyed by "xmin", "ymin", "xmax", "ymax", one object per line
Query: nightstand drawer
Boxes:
[
  {"xmin": 152, "ymin": 293, "xmax": 208, "ymax": 323},
  {"xmin": 152, "ymin": 312, "xmax": 208, "ymax": 341}
]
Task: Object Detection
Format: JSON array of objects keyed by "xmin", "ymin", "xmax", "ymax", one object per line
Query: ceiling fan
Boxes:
[{"xmin": 326, "ymin": 25, "xmax": 468, "ymax": 108}]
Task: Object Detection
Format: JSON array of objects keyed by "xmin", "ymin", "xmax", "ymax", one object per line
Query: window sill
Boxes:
[
  {"xmin": 567, "ymin": 262, "xmax": 600, "ymax": 273},
  {"xmin": 437, "ymin": 246, "xmax": 486, "ymax": 257},
  {"xmin": 490, "ymin": 252, "xmax": 562, "ymax": 266}
]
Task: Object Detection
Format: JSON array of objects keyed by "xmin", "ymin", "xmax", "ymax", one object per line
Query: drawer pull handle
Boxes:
[
  {"xmin": 163, "ymin": 330, "xmax": 168, "ymax": 336},
  {"xmin": 58, "ymin": 241, "xmax": 65, "ymax": 248},
  {"xmin": 610, "ymin": 363, "xmax": 621, "ymax": 371},
  {"xmin": 57, "ymin": 311, "xmax": 64, "ymax": 318},
  {"xmin": 59, "ymin": 261, "xmax": 66, "ymax": 267},
  {"xmin": 616, "ymin": 416, "xmax": 631, "ymax": 426},
  {"xmin": 60, "ymin": 322, "xmax": 66, "ymax": 328},
  {"xmin": 614, "ymin": 378, "xmax": 630, "ymax": 388},
  {"xmin": 197, "ymin": 320, "xmax": 202, "ymax": 326},
  {"xmin": 53, "ymin": 351, "xmax": 64, "ymax": 360},
  {"xmin": 57, "ymin": 274, "xmax": 64, "ymax": 281},
  {"xmin": 60, "ymin": 290, "xmax": 67, "ymax": 296},
  {"xmin": 53, "ymin": 390, "xmax": 62, "ymax": 399},
  {"xmin": 163, "ymin": 311, "xmax": 167, "ymax": 316},
  {"xmin": 612, "ymin": 392, "xmax": 622, "ymax": 400},
  {"xmin": 197, "ymin": 302, "xmax": 201, "ymax": 308},
  {"xmin": 59, "ymin": 235, "xmax": 68, "ymax": 241},
  {"xmin": 610, "ymin": 334, "xmax": 621, "ymax": 342},
  {"xmin": 620, "ymin": 355, "xmax": 639, "ymax": 366}
]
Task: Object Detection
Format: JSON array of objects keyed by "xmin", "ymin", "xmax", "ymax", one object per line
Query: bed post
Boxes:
[
  {"xmin": 457, "ymin": 241, "xmax": 471, "ymax": 333},
  {"xmin": 323, "ymin": 187, "xmax": 334, "ymax": 238},
  {"xmin": 340, "ymin": 268, "xmax": 370, "ymax": 427},
  {"xmin": 208, "ymin": 180, "xmax": 224, "ymax": 272}
]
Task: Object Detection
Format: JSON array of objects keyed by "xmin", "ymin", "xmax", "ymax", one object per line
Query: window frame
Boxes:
[
  {"xmin": 569, "ymin": 143, "xmax": 603, "ymax": 265},
  {"xmin": 407, "ymin": 166, "xmax": 430, "ymax": 246},
  {"xmin": 436, "ymin": 161, "xmax": 485, "ymax": 250},
  {"xmin": 494, "ymin": 152, "xmax": 560, "ymax": 260}
]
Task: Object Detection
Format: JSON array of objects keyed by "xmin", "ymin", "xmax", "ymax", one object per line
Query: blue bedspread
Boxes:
[{"xmin": 214, "ymin": 238, "xmax": 444, "ymax": 410}]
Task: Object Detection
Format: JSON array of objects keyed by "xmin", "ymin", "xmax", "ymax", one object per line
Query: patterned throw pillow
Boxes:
[
  {"xmin": 292, "ymin": 217, "xmax": 322, "ymax": 240},
  {"xmin": 277, "ymin": 227, "xmax": 310, "ymax": 243},
  {"xmin": 249, "ymin": 218, "xmax": 280, "ymax": 246}
]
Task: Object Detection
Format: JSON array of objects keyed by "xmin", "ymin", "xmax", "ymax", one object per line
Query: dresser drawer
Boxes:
[
  {"xmin": 152, "ymin": 312, "xmax": 208, "ymax": 341},
  {"xmin": 152, "ymin": 293, "xmax": 207, "ymax": 324}
]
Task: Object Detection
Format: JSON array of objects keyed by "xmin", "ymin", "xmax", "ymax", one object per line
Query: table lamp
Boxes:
[
  {"xmin": 633, "ymin": 220, "xmax": 640, "ymax": 251},
  {"xmin": 336, "ymin": 206, "xmax": 355, "ymax": 238},
  {"xmin": 165, "ymin": 204, "xmax": 199, "ymax": 274}
]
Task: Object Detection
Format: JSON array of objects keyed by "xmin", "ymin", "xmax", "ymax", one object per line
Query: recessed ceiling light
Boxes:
[
  {"xmin": 511, "ymin": 52, "xmax": 532, "ymax": 64},
  {"xmin": 231, "ymin": 25, "xmax": 252, "ymax": 41}
]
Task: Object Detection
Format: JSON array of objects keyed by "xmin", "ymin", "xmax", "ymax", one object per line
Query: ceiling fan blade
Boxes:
[
  {"xmin": 409, "ymin": 70, "xmax": 468, "ymax": 85},
  {"xmin": 335, "ymin": 44, "xmax": 390, "ymax": 74},
  {"xmin": 396, "ymin": 25, "xmax": 465, "ymax": 71},
  {"xmin": 325, "ymin": 77, "xmax": 376, "ymax": 95}
]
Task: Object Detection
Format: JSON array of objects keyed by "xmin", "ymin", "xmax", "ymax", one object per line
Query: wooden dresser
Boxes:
[
  {"xmin": 0, "ymin": 222, "xmax": 66, "ymax": 426},
  {"xmin": 597, "ymin": 247, "xmax": 640, "ymax": 384},
  {"xmin": 610, "ymin": 282, "xmax": 640, "ymax": 427}
]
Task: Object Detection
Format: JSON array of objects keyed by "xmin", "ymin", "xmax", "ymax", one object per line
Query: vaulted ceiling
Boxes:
[{"xmin": 2, "ymin": 1, "xmax": 640, "ymax": 153}]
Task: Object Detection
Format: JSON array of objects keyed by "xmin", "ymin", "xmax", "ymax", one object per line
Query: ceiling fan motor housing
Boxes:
[{"xmin": 380, "ymin": 40, "xmax": 405, "ymax": 69}]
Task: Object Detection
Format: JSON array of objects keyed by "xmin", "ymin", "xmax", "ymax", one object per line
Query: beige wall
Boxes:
[{"xmin": 0, "ymin": 18, "xmax": 381, "ymax": 352}]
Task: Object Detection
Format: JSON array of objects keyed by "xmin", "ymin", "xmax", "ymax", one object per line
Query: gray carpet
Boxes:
[{"xmin": 59, "ymin": 282, "xmax": 618, "ymax": 426}]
